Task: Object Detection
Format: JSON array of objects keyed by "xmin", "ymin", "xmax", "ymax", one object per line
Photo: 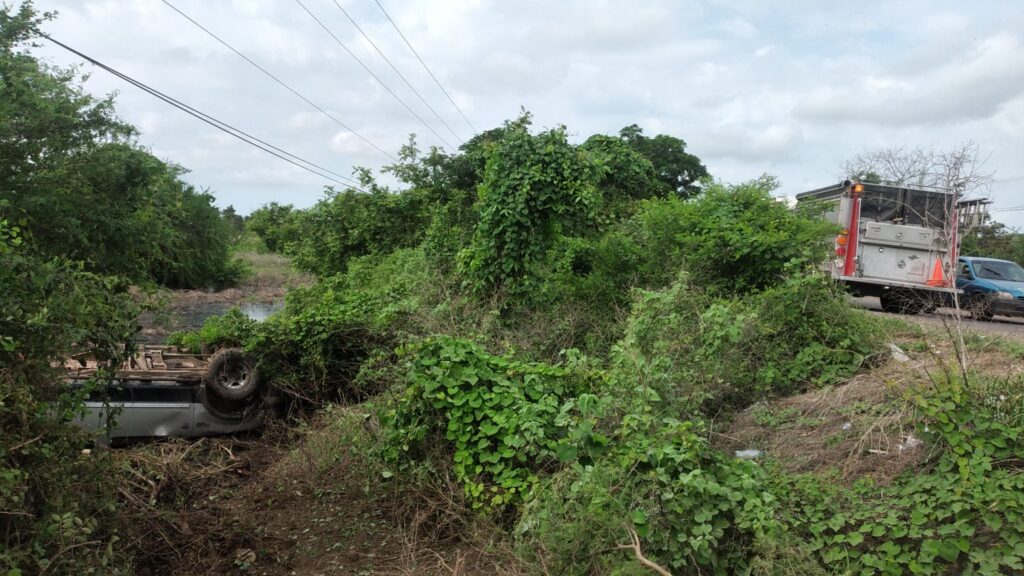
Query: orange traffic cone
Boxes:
[{"xmin": 926, "ymin": 259, "xmax": 945, "ymax": 287}]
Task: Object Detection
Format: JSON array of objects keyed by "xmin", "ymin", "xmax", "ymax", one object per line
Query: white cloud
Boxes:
[{"xmin": 797, "ymin": 32, "xmax": 1024, "ymax": 126}]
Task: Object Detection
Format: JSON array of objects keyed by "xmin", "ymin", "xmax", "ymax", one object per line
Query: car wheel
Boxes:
[{"xmin": 206, "ymin": 348, "xmax": 261, "ymax": 401}]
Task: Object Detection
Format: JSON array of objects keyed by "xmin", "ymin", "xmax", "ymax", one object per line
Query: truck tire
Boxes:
[
  {"xmin": 879, "ymin": 292, "xmax": 902, "ymax": 314},
  {"xmin": 969, "ymin": 295, "xmax": 994, "ymax": 321},
  {"xmin": 200, "ymin": 386, "xmax": 248, "ymax": 422},
  {"xmin": 880, "ymin": 290, "xmax": 920, "ymax": 314},
  {"xmin": 206, "ymin": 348, "xmax": 261, "ymax": 401}
]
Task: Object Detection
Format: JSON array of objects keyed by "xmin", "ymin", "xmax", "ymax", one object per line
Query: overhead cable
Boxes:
[
  {"xmin": 161, "ymin": 0, "xmax": 396, "ymax": 162},
  {"xmin": 330, "ymin": 0, "xmax": 464, "ymax": 144},
  {"xmin": 374, "ymin": 0, "xmax": 477, "ymax": 135},
  {"xmin": 293, "ymin": 0, "xmax": 455, "ymax": 150},
  {"xmin": 43, "ymin": 34, "xmax": 367, "ymax": 191}
]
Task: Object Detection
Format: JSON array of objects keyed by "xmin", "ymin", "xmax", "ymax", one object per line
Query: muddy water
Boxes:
[
  {"xmin": 175, "ymin": 300, "xmax": 284, "ymax": 327},
  {"xmin": 139, "ymin": 300, "xmax": 285, "ymax": 344}
]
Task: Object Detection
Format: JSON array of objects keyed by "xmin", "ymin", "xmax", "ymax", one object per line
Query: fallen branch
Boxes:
[{"xmin": 616, "ymin": 525, "xmax": 672, "ymax": 576}]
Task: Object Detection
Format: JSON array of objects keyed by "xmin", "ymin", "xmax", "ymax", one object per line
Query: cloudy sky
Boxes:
[{"xmin": 32, "ymin": 0, "xmax": 1024, "ymax": 227}]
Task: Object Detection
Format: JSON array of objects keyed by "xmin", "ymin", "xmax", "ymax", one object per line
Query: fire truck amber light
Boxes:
[
  {"xmin": 836, "ymin": 235, "xmax": 848, "ymax": 246},
  {"xmin": 852, "ymin": 184, "xmax": 864, "ymax": 193}
]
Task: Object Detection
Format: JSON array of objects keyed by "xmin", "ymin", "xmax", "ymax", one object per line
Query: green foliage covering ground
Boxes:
[{"xmin": 172, "ymin": 111, "xmax": 1024, "ymax": 575}]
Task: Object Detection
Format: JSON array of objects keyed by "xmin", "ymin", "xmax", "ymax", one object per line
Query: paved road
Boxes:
[{"xmin": 852, "ymin": 297, "xmax": 1024, "ymax": 340}]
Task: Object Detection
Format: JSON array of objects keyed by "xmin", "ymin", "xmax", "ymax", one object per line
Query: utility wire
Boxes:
[
  {"xmin": 161, "ymin": 0, "xmax": 396, "ymax": 162},
  {"xmin": 330, "ymin": 0, "xmax": 464, "ymax": 144},
  {"xmin": 373, "ymin": 0, "xmax": 476, "ymax": 135},
  {"xmin": 43, "ymin": 34, "xmax": 366, "ymax": 192},
  {"xmin": 293, "ymin": 0, "xmax": 455, "ymax": 151}
]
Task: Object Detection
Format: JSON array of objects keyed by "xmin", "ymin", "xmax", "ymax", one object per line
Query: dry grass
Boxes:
[
  {"xmin": 715, "ymin": 324, "xmax": 1024, "ymax": 485},
  {"xmin": 115, "ymin": 404, "xmax": 520, "ymax": 575}
]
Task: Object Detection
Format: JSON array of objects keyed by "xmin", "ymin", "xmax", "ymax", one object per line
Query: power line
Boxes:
[
  {"xmin": 42, "ymin": 34, "xmax": 366, "ymax": 192},
  {"xmin": 160, "ymin": 0, "xmax": 396, "ymax": 162},
  {"xmin": 374, "ymin": 0, "xmax": 476, "ymax": 136},
  {"xmin": 329, "ymin": 0, "xmax": 464, "ymax": 144},
  {"xmin": 293, "ymin": 0, "xmax": 455, "ymax": 151}
]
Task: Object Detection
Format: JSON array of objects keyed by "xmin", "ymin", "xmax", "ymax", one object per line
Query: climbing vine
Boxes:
[{"xmin": 461, "ymin": 125, "xmax": 599, "ymax": 296}]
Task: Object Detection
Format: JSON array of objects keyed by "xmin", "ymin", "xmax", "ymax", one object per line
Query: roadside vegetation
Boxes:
[
  {"xmin": 2, "ymin": 5, "xmax": 249, "ymax": 573},
  {"xmin": 3, "ymin": 2, "xmax": 1024, "ymax": 575},
  {"xmin": 171, "ymin": 116, "xmax": 1024, "ymax": 574}
]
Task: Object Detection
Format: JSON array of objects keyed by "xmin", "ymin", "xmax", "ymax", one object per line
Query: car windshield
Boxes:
[{"xmin": 974, "ymin": 261, "xmax": 1024, "ymax": 282}]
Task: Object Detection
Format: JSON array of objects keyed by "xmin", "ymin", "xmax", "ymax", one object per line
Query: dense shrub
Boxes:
[
  {"xmin": 624, "ymin": 177, "xmax": 836, "ymax": 295},
  {"xmin": 616, "ymin": 272, "xmax": 883, "ymax": 412},
  {"xmin": 166, "ymin": 307, "xmax": 256, "ymax": 352},
  {"xmin": 0, "ymin": 219, "xmax": 140, "ymax": 573},
  {"xmin": 518, "ymin": 418, "xmax": 777, "ymax": 574},
  {"xmin": 287, "ymin": 187, "xmax": 431, "ymax": 277},
  {"xmin": 381, "ymin": 333, "xmax": 780, "ymax": 573},
  {"xmin": 183, "ymin": 249, "xmax": 434, "ymax": 404}
]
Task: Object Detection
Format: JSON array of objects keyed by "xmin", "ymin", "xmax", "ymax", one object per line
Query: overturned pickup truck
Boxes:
[{"xmin": 65, "ymin": 346, "xmax": 276, "ymax": 441}]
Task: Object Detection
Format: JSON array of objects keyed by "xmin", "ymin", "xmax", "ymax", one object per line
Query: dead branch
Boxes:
[{"xmin": 616, "ymin": 525, "xmax": 672, "ymax": 576}]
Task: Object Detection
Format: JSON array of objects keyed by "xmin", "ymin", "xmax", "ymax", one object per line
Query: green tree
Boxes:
[
  {"xmin": 580, "ymin": 134, "xmax": 661, "ymax": 217},
  {"xmin": 960, "ymin": 219, "xmax": 1024, "ymax": 265},
  {"xmin": 0, "ymin": 3, "xmax": 238, "ymax": 289},
  {"xmin": 247, "ymin": 202, "xmax": 299, "ymax": 253},
  {"xmin": 619, "ymin": 124, "xmax": 708, "ymax": 197},
  {"xmin": 221, "ymin": 204, "xmax": 245, "ymax": 238}
]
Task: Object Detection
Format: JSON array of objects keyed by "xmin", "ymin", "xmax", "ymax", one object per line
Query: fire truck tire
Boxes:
[
  {"xmin": 881, "ymin": 290, "xmax": 930, "ymax": 315},
  {"xmin": 919, "ymin": 297, "xmax": 938, "ymax": 315},
  {"xmin": 879, "ymin": 292, "xmax": 904, "ymax": 314},
  {"xmin": 206, "ymin": 348, "xmax": 261, "ymax": 401},
  {"xmin": 969, "ymin": 295, "xmax": 994, "ymax": 322}
]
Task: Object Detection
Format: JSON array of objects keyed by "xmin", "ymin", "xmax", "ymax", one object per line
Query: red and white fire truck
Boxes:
[{"xmin": 796, "ymin": 180, "xmax": 962, "ymax": 314}]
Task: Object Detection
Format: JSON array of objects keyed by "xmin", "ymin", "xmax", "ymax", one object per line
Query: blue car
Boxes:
[{"xmin": 956, "ymin": 257, "xmax": 1024, "ymax": 320}]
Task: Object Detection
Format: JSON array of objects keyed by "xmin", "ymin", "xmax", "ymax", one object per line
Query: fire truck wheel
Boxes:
[
  {"xmin": 969, "ymin": 296, "xmax": 994, "ymax": 322},
  {"xmin": 879, "ymin": 292, "xmax": 904, "ymax": 314},
  {"xmin": 206, "ymin": 348, "xmax": 261, "ymax": 401}
]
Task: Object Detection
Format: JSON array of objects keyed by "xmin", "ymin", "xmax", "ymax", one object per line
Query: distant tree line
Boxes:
[{"xmin": 246, "ymin": 112, "xmax": 709, "ymax": 278}]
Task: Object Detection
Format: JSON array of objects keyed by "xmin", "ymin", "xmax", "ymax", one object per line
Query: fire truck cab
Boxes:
[{"xmin": 796, "ymin": 180, "xmax": 959, "ymax": 314}]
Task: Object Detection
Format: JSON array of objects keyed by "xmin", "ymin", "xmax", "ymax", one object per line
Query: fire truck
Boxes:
[{"xmin": 796, "ymin": 180, "xmax": 961, "ymax": 314}]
